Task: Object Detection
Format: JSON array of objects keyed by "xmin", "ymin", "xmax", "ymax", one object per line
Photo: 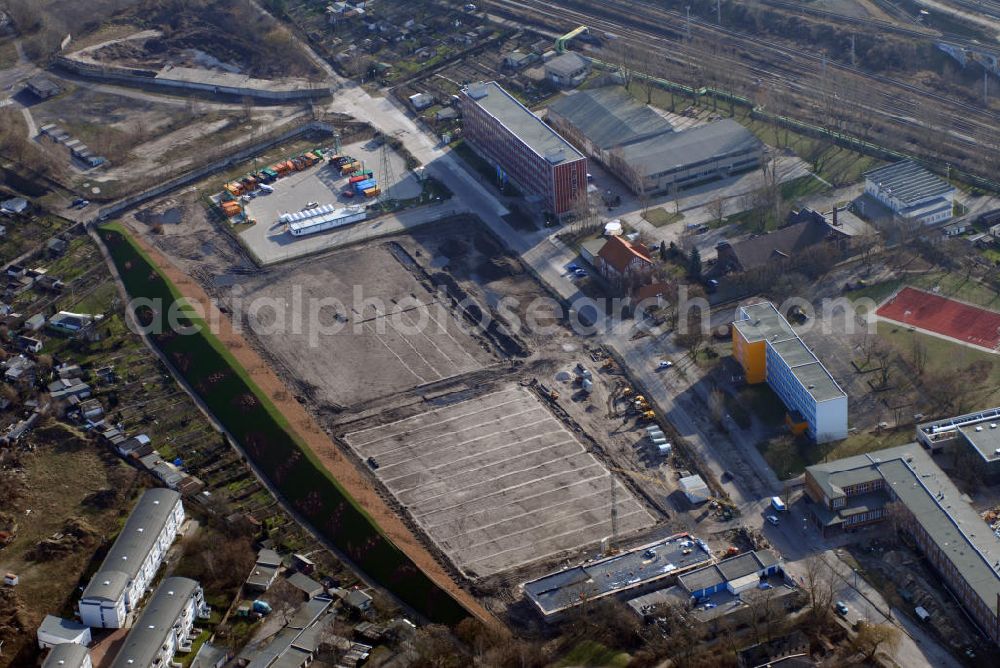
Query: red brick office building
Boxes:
[{"xmin": 459, "ymin": 81, "xmax": 587, "ymax": 218}]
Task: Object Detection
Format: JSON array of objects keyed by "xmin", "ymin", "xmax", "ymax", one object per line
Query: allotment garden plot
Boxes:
[
  {"xmin": 238, "ymin": 242, "xmax": 490, "ymax": 408},
  {"xmin": 343, "ymin": 385, "xmax": 656, "ymax": 578}
]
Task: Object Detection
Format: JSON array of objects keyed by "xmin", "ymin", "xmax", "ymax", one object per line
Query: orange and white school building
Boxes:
[{"xmin": 732, "ymin": 302, "xmax": 847, "ymax": 443}]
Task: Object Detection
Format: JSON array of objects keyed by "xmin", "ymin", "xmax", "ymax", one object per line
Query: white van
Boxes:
[{"xmin": 771, "ymin": 496, "xmax": 787, "ymax": 512}]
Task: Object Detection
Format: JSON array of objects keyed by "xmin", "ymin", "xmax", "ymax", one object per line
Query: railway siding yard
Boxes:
[{"xmin": 344, "ymin": 385, "xmax": 655, "ymax": 578}]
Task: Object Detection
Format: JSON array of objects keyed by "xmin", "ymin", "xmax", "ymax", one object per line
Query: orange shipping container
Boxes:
[{"xmin": 363, "ymin": 187, "xmax": 379, "ymax": 197}]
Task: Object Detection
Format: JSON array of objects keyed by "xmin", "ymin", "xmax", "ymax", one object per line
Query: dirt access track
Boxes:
[{"xmin": 118, "ymin": 231, "xmax": 497, "ymax": 626}]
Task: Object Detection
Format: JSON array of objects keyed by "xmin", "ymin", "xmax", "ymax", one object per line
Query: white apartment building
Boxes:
[
  {"xmin": 42, "ymin": 643, "xmax": 92, "ymax": 668},
  {"xmin": 78, "ymin": 488, "xmax": 185, "ymax": 628},
  {"xmin": 108, "ymin": 577, "xmax": 209, "ymax": 668}
]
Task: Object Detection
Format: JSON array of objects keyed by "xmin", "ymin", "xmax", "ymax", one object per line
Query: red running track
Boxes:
[{"xmin": 877, "ymin": 287, "xmax": 1000, "ymax": 349}]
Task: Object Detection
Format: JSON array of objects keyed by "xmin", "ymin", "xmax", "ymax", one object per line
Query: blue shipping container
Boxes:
[{"xmin": 354, "ymin": 179, "xmax": 377, "ymax": 191}]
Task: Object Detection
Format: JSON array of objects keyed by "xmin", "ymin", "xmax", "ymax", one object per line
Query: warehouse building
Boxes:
[
  {"xmin": 523, "ymin": 533, "xmax": 711, "ymax": 619},
  {"xmin": 732, "ymin": 303, "xmax": 847, "ymax": 442},
  {"xmin": 109, "ymin": 577, "xmax": 209, "ymax": 668},
  {"xmin": 547, "ymin": 87, "xmax": 673, "ymax": 166},
  {"xmin": 459, "ymin": 81, "xmax": 587, "ymax": 218},
  {"xmin": 917, "ymin": 407, "xmax": 1000, "ymax": 484},
  {"xmin": 78, "ymin": 488, "xmax": 185, "ymax": 628},
  {"xmin": 805, "ymin": 445, "xmax": 1000, "ymax": 646},
  {"xmin": 546, "ymin": 87, "xmax": 762, "ymax": 195},
  {"xmin": 863, "ymin": 160, "xmax": 956, "ymax": 225}
]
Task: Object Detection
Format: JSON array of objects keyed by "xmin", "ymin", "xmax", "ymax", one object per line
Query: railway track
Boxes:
[
  {"xmin": 483, "ymin": 0, "xmax": 999, "ymax": 176},
  {"xmin": 759, "ymin": 0, "xmax": 999, "ymax": 53}
]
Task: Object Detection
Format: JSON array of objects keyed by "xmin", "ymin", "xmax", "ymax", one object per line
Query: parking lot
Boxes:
[
  {"xmin": 343, "ymin": 385, "xmax": 656, "ymax": 578},
  {"xmin": 240, "ymin": 138, "xmax": 423, "ymax": 263},
  {"xmin": 236, "ymin": 241, "xmax": 491, "ymax": 408}
]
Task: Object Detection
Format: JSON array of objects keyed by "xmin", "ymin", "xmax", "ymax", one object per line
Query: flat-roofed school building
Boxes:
[
  {"xmin": 805, "ymin": 445, "xmax": 1000, "ymax": 645},
  {"xmin": 732, "ymin": 302, "xmax": 847, "ymax": 442}
]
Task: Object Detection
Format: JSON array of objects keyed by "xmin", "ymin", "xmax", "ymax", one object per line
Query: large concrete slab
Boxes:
[
  {"xmin": 235, "ymin": 242, "xmax": 491, "ymax": 408},
  {"xmin": 344, "ymin": 385, "xmax": 656, "ymax": 578}
]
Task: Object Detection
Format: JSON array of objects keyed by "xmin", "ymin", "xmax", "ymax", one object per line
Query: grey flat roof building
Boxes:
[
  {"xmin": 38, "ymin": 614, "xmax": 91, "ymax": 643},
  {"xmin": 547, "ymin": 87, "xmax": 673, "ymax": 150},
  {"xmin": 523, "ymin": 533, "xmax": 711, "ymax": 616},
  {"xmin": 81, "ymin": 488, "xmax": 181, "ymax": 604},
  {"xmin": 864, "ymin": 161, "xmax": 954, "ymax": 207},
  {"xmin": 109, "ymin": 577, "xmax": 200, "ymax": 668},
  {"xmin": 42, "ymin": 643, "xmax": 90, "ymax": 668},
  {"xmin": 463, "ymin": 82, "xmax": 583, "ymax": 164},
  {"xmin": 734, "ymin": 302, "xmax": 846, "ymax": 405},
  {"xmin": 806, "ymin": 444, "xmax": 1000, "ymax": 644},
  {"xmin": 917, "ymin": 407, "xmax": 1000, "ymax": 467},
  {"xmin": 620, "ymin": 119, "xmax": 761, "ymax": 179}
]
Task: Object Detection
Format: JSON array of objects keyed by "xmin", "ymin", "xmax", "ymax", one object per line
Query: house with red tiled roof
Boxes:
[{"xmin": 595, "ymin": 236, "xmax": 654, "ymax": 290}]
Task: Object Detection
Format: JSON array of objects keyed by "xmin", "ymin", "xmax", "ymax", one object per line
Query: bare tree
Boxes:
[
  {"xmin": 908, "ymin": 336, "xmax": 928, "ymax": 377},
  {"xmin": 708, "ymin": 196, "xmax": 725, "ymax": 226},
  {"xmin": 800, "ymin": 554, "xmax": 837, "ymax": 627},
  {"xmin": 852, "ymin": 622, "xmax": 902, "ymax": 662},
  {"xmin": 636, "ymin": 47, "xmax": 660, "ymax": 105},
  {"xmin": 669, "ymin": 181, "xmax": 681, "ymax": 215},
  {"xmin": 743, "ymin": 585, "xmax": 784, "ymax": 644},
  {"xmin": 605, "ymin": 39, "xmax": 636, "ymax": 92}
]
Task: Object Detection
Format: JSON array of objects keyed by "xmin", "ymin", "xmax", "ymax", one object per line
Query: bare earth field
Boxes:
[
  {"xmin": 235, "ymin": 241, "xmax": 493, "ymax": 408},
  {"xmin": 344, "ymin": 385, "xmax": 655, "ymax": 578}
]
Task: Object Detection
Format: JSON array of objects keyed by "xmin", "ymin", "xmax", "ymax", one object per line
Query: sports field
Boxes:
[{"xmin": 877, "ymin": 287, "xmax": 1000, "ymax": 350}]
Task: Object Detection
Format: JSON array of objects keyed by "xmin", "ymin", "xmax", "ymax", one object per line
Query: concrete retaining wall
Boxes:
[
  {"xmin": 55, "ymin": 56, "xmax": 333, "ymax": 102},
  {"xmin": 95, "ymin": 121, "xmax": 337, "ymax": 222}
]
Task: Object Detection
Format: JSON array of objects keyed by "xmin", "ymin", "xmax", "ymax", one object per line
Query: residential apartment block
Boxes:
[
  {"xmin": 42, "ymin": 643, "xmax": 92, "ymax": 668},
  {"xmin": 78, "ymin": 488, "xmax": 185, "ymax": 628},
  {"xmin": 459, "ymin": 81, "xmax": 587, "ymax": 217},
  {"xmin": 805, "ymin": 445, "xmax": 1000, "ymax": 645},
  {"xmin": 732, "ymin": 303, "xmax": 847, "ymax": 442},
  {"xmin": 109, "ymin": 577, "xmax": 209, "ymax": 668}
]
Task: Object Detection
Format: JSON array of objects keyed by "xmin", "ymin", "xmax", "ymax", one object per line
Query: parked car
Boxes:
[
  {"xmin": 657, "ymin": 360, "xmax": 673, "ymax": 369},
  {"xmin": 573, "ymin": 268, "xmax": 587, "ymax": 277},
  {"xmin": 366, "ymin": 456, "xmax": 379, "ymax": 470},
  {"xmin": 567, "ymin": 263, "xmax": 580, "ymax": 272},
  {"xmin": 835, "ymin": 601, "xmax": 849, "ymax": 616},
  {"xmin": 305, "ymin": 201, "xmax": 319, "ymax": 209},
  {"xmin": 766, "ymin": 515, "xmax": 780, "ymax": 526}
]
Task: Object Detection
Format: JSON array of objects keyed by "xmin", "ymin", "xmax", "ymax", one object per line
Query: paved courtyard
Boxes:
[
  {"xmin": 240, "ymin": 138, "xmax": 424, "ymax": 263},
  {"xmin": 343, "ymin": 385, "xmax": 656, "ymax": 578}
]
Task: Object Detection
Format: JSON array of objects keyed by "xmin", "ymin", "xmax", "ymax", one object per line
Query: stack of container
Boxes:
[
  {"xmin": 221, "ymin": 200, "xmax": 242, "ymax": 218},
  {"xmin": 225, "ymin": 182, "xmax": 244, "ymax": 197},
  {"xmin": 353, "ymin": 178, "xmax": 379, "ymax": 198},
  {"xmin": 340, "ymin": 160, "xmax": 362, "ymax": 175}
]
